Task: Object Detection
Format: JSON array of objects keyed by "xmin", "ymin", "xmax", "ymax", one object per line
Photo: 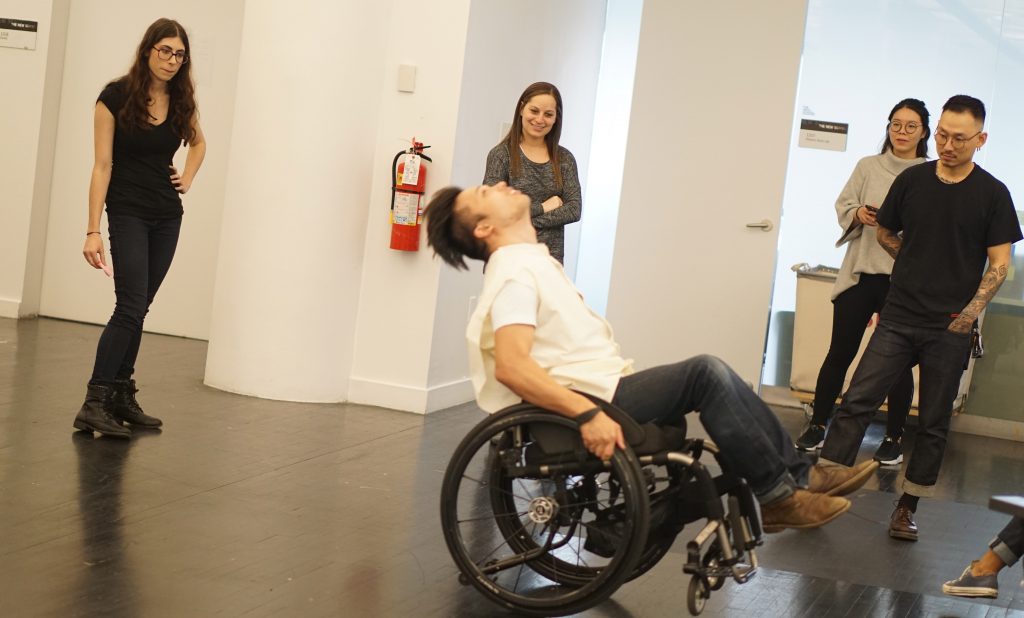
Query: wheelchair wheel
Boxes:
[
  {"xmin": 687, "ymin": 575, "xmax": 709, "ymax": 615},
  {"xmin": 441, "ymin": 407, "xmax": 650, "ymax": 617}
]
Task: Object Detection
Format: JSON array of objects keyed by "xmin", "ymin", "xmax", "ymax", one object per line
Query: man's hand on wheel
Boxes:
[{"xmin": 580, "ymin": 412, "xmax": 625, "ymax": 462}]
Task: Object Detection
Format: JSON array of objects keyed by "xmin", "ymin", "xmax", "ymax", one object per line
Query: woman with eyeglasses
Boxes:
[
  {"xmin": 795, "ymin": 98, "xmax": 930, "ymax": 464},
  {"xmin": 74, "ymin": 18, "xmax": 206, "ymax": 438},
  {"xmin": 484, "ymin": 82, "xmax": 582, "ymax": 264}
]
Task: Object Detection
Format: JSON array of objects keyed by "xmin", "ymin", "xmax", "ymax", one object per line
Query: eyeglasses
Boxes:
[
  {"xmin": 934, "ymin": 130, "xmax": 982, "ymax": 150},
  {"xmin": 888, "ymin": 121, "xmax": 921, "ymax": 134},
  {"xmin": 152, "ymin": 46, "xmax": 188, "ymax": 64}
]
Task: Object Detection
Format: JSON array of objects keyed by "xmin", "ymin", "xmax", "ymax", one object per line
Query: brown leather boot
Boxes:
[
  {"xmin": 111, "ymin": 379, "xmax": 163, "ymax": 427},
  {"xmin": 889, "ymin": 504, "xmax": 918, "ymax": 541},
  {"xmin": 761, "ymin": 489, "xmax": 850, "ymax": 533},
  {"xmin": 73, "ymin": 383, "xmax": 131, "ymax": 438},
  {"xmin": 808, "ymin": 460, "xmax": 879, "ymax": 496}
]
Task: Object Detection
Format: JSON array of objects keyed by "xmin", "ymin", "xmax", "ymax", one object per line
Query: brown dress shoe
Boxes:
[
  {"xmin": 808, "ymin": 460, "xmax": 879, "ymax": 496},
  {"xmin": 889, "ymin": 504, "xmax": 918, "ymax": 541},
  {"xmin": 761, "ymin": 489, "xmax": 851, "ymax": 533}
]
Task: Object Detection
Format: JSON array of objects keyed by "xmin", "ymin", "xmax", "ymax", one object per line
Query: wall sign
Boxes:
[
  {"xmin": 0, "ymin": 18, "xmax": 38, "ymax": 50},
  {"xmin": 798, "ymin": 119, "xmax": 848, "ymax": 152}
]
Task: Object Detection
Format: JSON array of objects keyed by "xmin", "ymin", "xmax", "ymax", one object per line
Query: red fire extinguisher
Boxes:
[{"xmin": 390, "ymin": 139, "xmax": 432, "ymax": 251}]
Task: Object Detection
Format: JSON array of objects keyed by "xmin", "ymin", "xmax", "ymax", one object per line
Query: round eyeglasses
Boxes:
[
  {"xmin": 152, "ymin": 46, "xmax": 188, "ymax": 64},
  {"xmin": 888, "ymin": 121, "xmax": 921, "ymax": 134},
  {"xmin": 934, "ymin": 130, "xmax": 982, "ymax": 150}
]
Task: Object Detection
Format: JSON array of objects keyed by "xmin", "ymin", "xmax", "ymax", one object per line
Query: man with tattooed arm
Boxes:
[{"xmin": 819, "ymin": 95, "xmax": 1022, "ymax": 542}]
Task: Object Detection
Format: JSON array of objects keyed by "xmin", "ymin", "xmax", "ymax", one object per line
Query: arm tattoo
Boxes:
[
  {"xmin": 876, "ymin": 227, "xmax": 902, "ymax": 260},
  {"xmin": 950, "ymin": 263, "xmax": 1009, "ymax": 333}
]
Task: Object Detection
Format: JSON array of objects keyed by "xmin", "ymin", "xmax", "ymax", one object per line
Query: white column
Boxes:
[
  {"xmin": 204, "ymin": 0, "xmax": 393, "ymax": 401},
  {"xmin": 0, "ymin": 0, "xmax": 68, "ymax": 317}
]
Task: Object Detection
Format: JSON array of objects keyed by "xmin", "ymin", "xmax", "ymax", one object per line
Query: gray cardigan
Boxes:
[
  {"xmin": 483, "ymin": 143, "xmax": 582, "ymax": 263},
  {"xmin": 831, "ymin": 151, "xmax": 925, "ymax": 300}
]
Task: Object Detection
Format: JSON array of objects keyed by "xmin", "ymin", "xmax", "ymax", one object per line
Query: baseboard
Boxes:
[
  {"xmin": 951, "ymin": 414, "xmax": 1024, "ymax": 442},
  {"xmin": 0, "ymin": 297, "xmax": 20, "ymax": 319},
  {"xmin": 347, "ymin": 376, "xmax": 475, "ymax": 415}
]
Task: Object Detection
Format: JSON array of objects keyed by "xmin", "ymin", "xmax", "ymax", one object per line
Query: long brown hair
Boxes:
[
  {"xmin": 501, "ymin": 82, "xmax": 564, "ymax": 189},
  {"xmin": 114, "ymin": 18, "xmax": 197, "ymax": 144}
]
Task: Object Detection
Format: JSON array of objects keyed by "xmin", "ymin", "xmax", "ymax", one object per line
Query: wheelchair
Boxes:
[{"xmin": 440, "ymin": 396, "xmax": 764, "ymax": 616}]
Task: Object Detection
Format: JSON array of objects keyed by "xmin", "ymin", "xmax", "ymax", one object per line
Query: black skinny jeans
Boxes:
[
  {"xmin": 812, "ymin": 274, "xmax": 914, "ymax": 438},
  {"xmin": 90, "ymin": 213, "xmax": 181, "ymax": 384}
]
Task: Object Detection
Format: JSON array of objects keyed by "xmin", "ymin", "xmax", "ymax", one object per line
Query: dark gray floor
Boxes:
[{"xmin": 3, "ymin": 317, "xmax": 1024, "ymax": 617}]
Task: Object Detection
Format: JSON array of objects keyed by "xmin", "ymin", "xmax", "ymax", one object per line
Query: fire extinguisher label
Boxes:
[
  {"xmin": 392, "ymin": 192, "xmax": 421, "ymax": 226},
  {"xmin": 402, "ymin": 154, "xmax": 421, "ymax": 186}
]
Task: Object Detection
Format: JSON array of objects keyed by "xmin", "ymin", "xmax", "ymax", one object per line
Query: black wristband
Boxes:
[{"xmin": 573, "ymin": 406, "xmax": 602, "ymax": 426}]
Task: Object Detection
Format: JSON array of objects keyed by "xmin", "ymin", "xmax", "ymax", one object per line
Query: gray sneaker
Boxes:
[{"xmin": 942, "ymin": 562, "xmax": 998, "ymax": 598}]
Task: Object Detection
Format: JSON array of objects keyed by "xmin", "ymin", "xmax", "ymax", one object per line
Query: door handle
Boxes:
[{"xmin": 745, "ymin": 219, "xmax": 774, "ymax": 232}]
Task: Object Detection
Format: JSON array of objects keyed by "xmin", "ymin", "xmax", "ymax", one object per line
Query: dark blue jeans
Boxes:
[
  {"xmin": 90, "ymin": 214, "xmax": 181, "ymax": 384},
  {"xmin": 992, "ymin": 517, "xmax": 1024, "ymax": 568},
  {"xmin": 612, "ymin": 354, "xmax": 813, "ymax": 505},
  {"xmin": 820, "ymin": 320, "xmax": 971, "ymax": 497}
]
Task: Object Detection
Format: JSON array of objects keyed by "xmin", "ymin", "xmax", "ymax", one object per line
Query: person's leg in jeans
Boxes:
[
  {"xmin": 612, "ymin": 354, "xmax": 812, "ymax": 503},
  {"xmin": 883, "ymin": 368, "xmax": 914, "ymax": 440},
  {"xmin": 115, "ymin": 217, "xmax": 181, "ymax": 380},
  {"xmin": 900, "ymin": 328, "xmax": 970, "ymax": 500},
  {"xmin": 819, "ymin": 321, "xmax": 917, "ymax": 467},
  {"xmin": 810, "ymin": 278, "xmax": 883, "ymax": 427},
  {"xmin": 91, "ymin": 214, "xmax": 153, "ymax": 384}
]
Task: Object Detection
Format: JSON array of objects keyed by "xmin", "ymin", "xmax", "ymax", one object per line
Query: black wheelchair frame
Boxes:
[{"xmin": 440, "ymin": 398, "xmax": 765, "ymax": 616}]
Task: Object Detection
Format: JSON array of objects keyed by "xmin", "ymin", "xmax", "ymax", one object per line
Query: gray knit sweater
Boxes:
[
  {"xmin": 832, "ymin": 151, "xmax": 925, "ymax": 300},
  {"xmin": 483, "ymin": 143, "xmax": 582, "ymax": 263}
]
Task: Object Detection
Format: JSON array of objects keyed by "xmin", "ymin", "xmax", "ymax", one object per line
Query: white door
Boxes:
[{"xmin": 605, "ymin": 0, "xmax": 809, "ymax": 387}]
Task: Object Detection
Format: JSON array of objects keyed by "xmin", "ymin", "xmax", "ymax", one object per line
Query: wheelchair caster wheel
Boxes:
[
  {"xmin": 702, "ymin": 541, "xmax": 725, "ymax": 591},
  {"xmin": 687, "ymin": 575, "xmax": 709, "ymax": 615}
]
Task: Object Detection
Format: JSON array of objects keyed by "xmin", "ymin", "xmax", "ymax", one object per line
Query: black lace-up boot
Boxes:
[
  {"xmin": 73, "ymin": 383, "xmax": 131, "ymax": 438},
  {"xmin": 111, "ymin": 379, "xmax": 163, "ymax": 427}
]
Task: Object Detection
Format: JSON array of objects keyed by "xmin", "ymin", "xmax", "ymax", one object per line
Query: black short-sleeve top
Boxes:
[{"xmin": 97, "ymin": 81, "xmax": 184, "ymax": 219}]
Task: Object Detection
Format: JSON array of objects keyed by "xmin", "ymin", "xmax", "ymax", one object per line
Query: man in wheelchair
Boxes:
[{"xmin": 424, "ymin": 182, "xmax": 878, "ymax": 532}]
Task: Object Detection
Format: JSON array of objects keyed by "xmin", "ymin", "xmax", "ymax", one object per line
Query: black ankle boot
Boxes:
[
  {"xmin": 73, "ymin": 383, "xmax": 131, "ymax": 438},
  {"xmin": 111, "ymin": 379, "xmax": 163, "ymax": 427}
]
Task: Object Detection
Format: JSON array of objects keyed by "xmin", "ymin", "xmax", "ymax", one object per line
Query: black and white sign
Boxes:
[
  {"xmin": 0, "ymin": 18, "xmax": 38, "ymax": 50},
  {"xmin": 798, "ymin": 119, "xmax": 848, "ymax": 152}
]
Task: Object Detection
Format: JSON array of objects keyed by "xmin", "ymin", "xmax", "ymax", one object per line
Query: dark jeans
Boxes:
[
  {"xmin": 991, "ymin": 517, "xmax": 1024, "ymax": 568},
  {"xmin": 90, "ymin": 214, "xmax": 181, "ymax": 384},
  {"xmin": 820, "ymin": 320, "xmax": 971, "ymax": 497},
  {"xmin": 612, "ymin": 354, "xmax": 813, "ymax": 505},
  {"xmin": 812, "ymin": 274, "xmax": 913, "ymax": 438}
]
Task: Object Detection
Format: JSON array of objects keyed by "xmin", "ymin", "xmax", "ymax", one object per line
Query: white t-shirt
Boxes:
[{"xmin": 491, "ymin": 280, "xmax": 538, "ymax": 330}]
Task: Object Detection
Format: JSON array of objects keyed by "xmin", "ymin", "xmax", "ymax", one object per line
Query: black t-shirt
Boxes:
[
  {"xmin": 876, "ymin": 161, "xmax": 1022, "ymax": 328},
  {"xmin": 98, "ymin": 81, "xmax": 184, "ymax": 219}
]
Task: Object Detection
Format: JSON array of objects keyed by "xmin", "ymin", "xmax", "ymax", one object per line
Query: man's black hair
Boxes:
[
  {"xmin": 424, "ymin": 186, "xmax": 488, "ymax": 270},
  {"xmin": 943, "ymin": 95, "xmax": 986, "ymax": 124}
]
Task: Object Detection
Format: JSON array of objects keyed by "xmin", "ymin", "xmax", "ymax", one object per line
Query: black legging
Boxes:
[
  {"xmin": 811, "ymin": 273, "xmax": 913, "ymax": 437},
  {"xmin": 90, "ymin": 213, "xmax": 181, "ymax": 384}
]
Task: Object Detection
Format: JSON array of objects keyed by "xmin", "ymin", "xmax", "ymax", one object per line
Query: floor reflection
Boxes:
[{"xmin": 72, "ymin": 430, "xmax": 151, "ymax": 615}]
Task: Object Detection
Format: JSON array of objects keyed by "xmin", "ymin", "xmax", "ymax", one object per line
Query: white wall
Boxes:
[
  {"xmin": 345, "ymin": 0, "xmax": 474, "ymax": 412},
  {"xmin": 349, "ymin": 0, "xmax": 609, "ymax": 412},
  {"xmin": 37, "ymin": 1, "xmax": 244, "ymax": 339},
  {"xmin": 0, "ymin": 0, "xmax": 68, "ymax": 318}
]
